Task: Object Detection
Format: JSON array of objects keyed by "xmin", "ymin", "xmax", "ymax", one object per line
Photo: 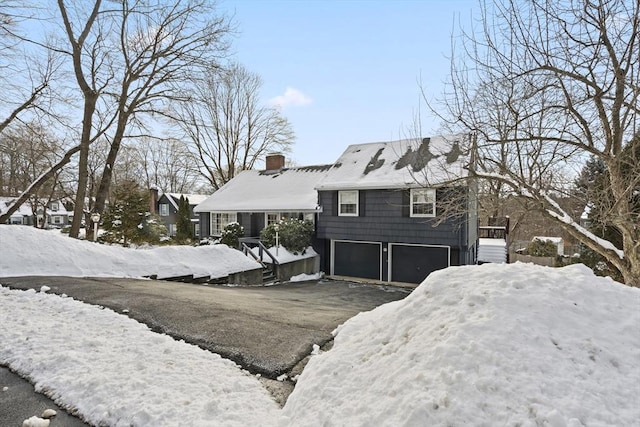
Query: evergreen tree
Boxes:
[
  {"xmin": 176, "ymin": 195, "xmax": 193, "ymax": 242},
  {"xmin": 101, "ymin": 180, "xmax": 166, "ymax": 245}
]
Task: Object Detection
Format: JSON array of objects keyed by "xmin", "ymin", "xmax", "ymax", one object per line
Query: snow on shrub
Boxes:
[{"xmin": 260, "ymin": 219, "xmax": 313, "ymax": 254}]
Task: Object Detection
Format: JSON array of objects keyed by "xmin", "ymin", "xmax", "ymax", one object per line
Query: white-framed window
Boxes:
[
  {"xmin": 168, "ymin": 223, "xmax": 176, "ymax": 236},
  {"xmin": 265, "ymin": 212, "xmax": 315, "ymax": 226},
  {"xmin": 266, "ymin": 213, "xmax": 279, "ymax": 226},
  {"xmin": 210, "ymin": 213, "xmax": 237, "ymax": 236},
  {"xmin": 194, "ymin": 223, "xmax": 200, "ymax": 237},
  {"xmin": 338, "ymin": 190, "xmax": 359, "ymax": 216},
  {"xmin": 49, "ymin": 202, "xmax": 59, "ymax": 212},
  {"xmin": 52, "ymin": 215, "xmax": 63, "ymax": 224},
  {"xmin": 159, "ymin": 203, "xmax": 170, "ymax": 216},
  {"xmin": 410, "ymin": 188, "xmax": 436, "ymax": 217}
]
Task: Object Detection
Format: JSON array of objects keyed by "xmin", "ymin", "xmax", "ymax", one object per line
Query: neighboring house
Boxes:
[
  {"xmin": 195, "ymin": 136, "xmax": 478, "ymax": 285},
  {"xmin": 151, "ymin": 191, "xmax": 208, "ymax": 238},
  {"xmin": 0, "ymin": 197, "xmax": 72, "ymax": 228},
  {"xmin": 314, "ymin": 135, "xmax": 477, "ymax": 284},
  {"xmin": 194, "ymin": 154, "xmax": 331, "ymax": 238}
]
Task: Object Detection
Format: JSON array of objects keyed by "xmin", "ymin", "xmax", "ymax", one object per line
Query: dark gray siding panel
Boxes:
[
  {"xmin": 251, "ymin": 213, "xmax": 265, "ymax": 237},
  {"xmin": 237, "ymin": 213, "xmax": 252, "ymax": 237},
  {"xmin": 317, "ymin": 189, "xmax": 467, "ymax": 248},
  {"xmin": 199, "ymin": 212, "xmax": 210, "ymax": 237}
]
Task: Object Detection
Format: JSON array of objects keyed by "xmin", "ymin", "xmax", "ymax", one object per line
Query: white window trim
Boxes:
[
  {"xmin": 265, "ymin": 212, "xmax": 280, "ymax": 227},
  {"xmin": 159, "ymin": 203, "xmax": 170, "ymax": 216},
  {"xmin": 264, "ymin": 212, "xmax": 315, "ymax": 226},
  {"xmin": 410, "ymin": 188, "xmax": 436, "ymax": 218},
  {"xmin": 338, "ymin": 190, "xmax": 359, "ymax": 217},
  {"xmin": 210, "ymin": 212, "xmax": 237, "ymax": 236}
]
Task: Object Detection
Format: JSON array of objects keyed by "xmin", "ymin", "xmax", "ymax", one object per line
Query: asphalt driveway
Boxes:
[
  {"xmin": 1, "ymin": 276, "xmax": 410, "ymax": 423},
  {"xmin": 1, "ymin": 276, "xmax": 409, "ymax": 377}
]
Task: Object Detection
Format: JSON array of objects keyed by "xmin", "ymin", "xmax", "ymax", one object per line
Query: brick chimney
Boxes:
[
  {"xmin": 149, "ymin": 187, "xmax": 159, "ymax": 214},
  {"xmin": 265, "ymin": 153, "xmax": 285, "ymax": 171}
]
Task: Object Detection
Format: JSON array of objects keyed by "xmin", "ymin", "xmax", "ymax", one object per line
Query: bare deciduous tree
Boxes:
[
  {"xmin": 134, "ymin": 137, "xmax": 202, "ymax": 194},
  {"xmin": 91, "ymin": 0, "xmax": 231, "ymax": 220},
  {"xmin": 175, "ymin": 63, "xmax": 295, "ymax": 190},
  {"xmin": 0, "ymin": 123, "xmax": 66, "ymax": 227},
  {"xmin": 57, "ymin": 0, "xmax": 108, "ymax": 238},
  {"xmin": 432, "ymin": 0, "xmax": 639, "ymax": 285},
  {"xmin": 0, "ymin": 2, "xmax": 57, "ymax": 134}
]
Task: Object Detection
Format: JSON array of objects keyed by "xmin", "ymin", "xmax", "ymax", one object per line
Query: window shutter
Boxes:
[
  {"xmin": 359, "ymin": 190, "xmax": 366, "ymax": 217},
  {"xmin": 332, "ymin": 191, "xmax": 338, "ymax": 216},
  {"xmin": 402, "ymin": 190, "xmax": 410, "ymax": 217}
]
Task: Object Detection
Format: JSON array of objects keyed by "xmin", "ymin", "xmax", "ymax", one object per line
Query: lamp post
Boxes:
[
  {"xmin": 274, "ymin": 223, "xmax": 280, "ymax": 256},
  {"xmin": 91, "ymin": 212, "xmax": 101, "ymax": 242}
]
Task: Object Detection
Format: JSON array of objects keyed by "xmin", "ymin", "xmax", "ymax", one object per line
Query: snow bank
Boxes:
[
  {"xmin": 0, "ymin": 287, "xmax": 279, "ymax": 426},
  {"xmin": 251, "ymin": 245, "xmax": 318, "ymax": 264},
  {"xmin": 281, "ymin": 263, "xmax": 640, "ymax": 426},
  {"xmin": 2, "ymin": 224, "xmax": 639, "ymax": 426},
  {"xmin": 0, "ymin": 225, "xmax": 259, "ymax": 279}
]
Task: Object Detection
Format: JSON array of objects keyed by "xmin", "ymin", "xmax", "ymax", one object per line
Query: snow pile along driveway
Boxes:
[
  {"xmin": 0, "ymin": 287, "xmax": 280, "ymax": 427},
  {"xmin": 1, "ymin": 226, "xmax": 638, "ymax": 426},
  {"xmin": 0, "ymin": 225, "xmax": 259, "ymax": 279},
  {"xmin": 281, "ymin": 263, "xmax": 640, "ymax": 426}
]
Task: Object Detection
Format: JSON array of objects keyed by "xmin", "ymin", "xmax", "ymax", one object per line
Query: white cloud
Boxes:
[{"xmin": 269, "ymin": 87, "xmax": 312, "ymax": 109}]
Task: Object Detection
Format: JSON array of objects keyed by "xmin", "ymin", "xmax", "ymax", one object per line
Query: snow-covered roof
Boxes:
[
  {"xmin": 165, "ymin": 193, "xmax": 209, "ymax": 210},
  {"xmin": 0, "ymin": 197, "xmax": 33, "ymax": 218},
  {"xmin": 194, "ymin": 165, "xmax": 333, "ymax": 213},
  {"xmin": 316, "ymin": 135, "xmax": 471, "ymax": 191},
  {"xmin": 0, "ymin": 197, "xmax": 70, "ymax": 218}
]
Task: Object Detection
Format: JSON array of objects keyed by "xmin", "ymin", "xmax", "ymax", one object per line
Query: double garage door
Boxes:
[{"xmin": 331, "ymin": 240, "xmax": 450, "ymax": 284}]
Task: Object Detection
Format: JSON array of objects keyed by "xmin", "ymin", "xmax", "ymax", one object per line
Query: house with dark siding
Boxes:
[
  {"xmin": 194, "ymin": 136, "xmax": 478, "ymax": 284},
  {"xmin": 150, "ymin": 191, "xmax": 208, "ymax": 238},
  {"xmin": 314, "ymin": 135, "xmax": 477, "ymax": 284},
  {"xmin": 194, "ymin": 154, "xmax": 330, "ymax": 238}
]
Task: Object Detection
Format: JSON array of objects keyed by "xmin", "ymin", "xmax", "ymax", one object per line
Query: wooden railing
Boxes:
[{"xmin": 239, "ymin": 238, "xmax": 279, "ymax": 266}]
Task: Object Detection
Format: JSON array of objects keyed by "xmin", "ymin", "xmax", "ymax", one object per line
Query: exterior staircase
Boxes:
[
  {"xmin": 240, "ymin": 238, "xmax": 280, "ymax": 283},
  {"xmin": 478, "ymin": 223, "xmax": 509, "ymax": 264}
]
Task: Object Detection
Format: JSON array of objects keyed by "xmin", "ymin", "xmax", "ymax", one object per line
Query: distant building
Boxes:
[
  {"xmin": 150, "ymin": 190, "xmax": 208, "ymax": 238},
  {"xmin": 0, "ymin": 197, "xmax": 72, "ymax": 228}
]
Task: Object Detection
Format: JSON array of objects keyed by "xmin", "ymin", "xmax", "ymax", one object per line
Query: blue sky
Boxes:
[{"xmin": 218, "ymin": 0, "xmax": 477, "ymax": 166}]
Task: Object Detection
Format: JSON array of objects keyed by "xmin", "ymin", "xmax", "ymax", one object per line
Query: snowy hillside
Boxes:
[{"xmin": 1, "ymin": 225, "xmax": 639, "ymax": 426}]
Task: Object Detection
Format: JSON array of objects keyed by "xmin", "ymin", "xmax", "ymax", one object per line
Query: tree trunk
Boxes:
[
  {"xmin": 93, "ymin": 114, "xmax": 127, "ymax": 216},
  {"xmin": 69, "ymin": 96, "xmax": 97, "ymax": 238},
  {"xmin": 620, "ymin": 235, "xmax": 640, "ymax": 287}
]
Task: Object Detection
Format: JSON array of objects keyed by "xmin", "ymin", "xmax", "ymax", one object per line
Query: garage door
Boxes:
[
  {"xmin": 332, "ymin": 240, "xmax": 382, "ymax": 281},
  {"xmin": 389, "ymin": 244, "xmax": 450, "ymax": 284}
]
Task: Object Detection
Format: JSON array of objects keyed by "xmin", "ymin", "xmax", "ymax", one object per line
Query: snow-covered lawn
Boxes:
[{"xmin": 1, "ymin": 225, "xmax": 639, "ymax": 426}]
